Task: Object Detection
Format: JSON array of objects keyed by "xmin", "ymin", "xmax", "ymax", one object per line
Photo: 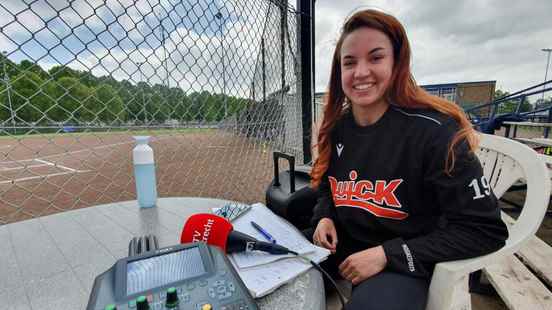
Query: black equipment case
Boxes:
[{"xmin": 265, "ymin": 152, "xmax": 318, "ymax": 230}]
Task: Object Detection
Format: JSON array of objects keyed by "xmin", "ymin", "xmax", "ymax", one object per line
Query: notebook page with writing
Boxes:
[
  {"xmin": 231, "ymin": 237, "xmax": 330, "ymax": 298},
  {"xmin": 230, "ymin": 203, "xmax": 316, "ymax": 268}
]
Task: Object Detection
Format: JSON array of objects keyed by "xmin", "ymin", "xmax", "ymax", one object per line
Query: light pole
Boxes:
[
  {"xmin": 161, "ymin": 22, "xmax": 169, "ymax": 88},
  {"xmin": 138, "ymin": 61, "xmax": 147, "ymax": 125},
  {"xmin": 2, "ymin": 51, "xmax": 15, "ymax": 132},
  {"xmin": 215, "ymin": 11, "xmax": 227, "ymax": 120},
  {"xmin": 542, "ymin": 48, "xmax": 552, "ymax": 104}
]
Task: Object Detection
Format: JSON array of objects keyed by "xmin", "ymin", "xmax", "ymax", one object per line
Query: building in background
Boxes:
[
  {"xmin": 420, "ymin": 80, "xmax": 496, "ymax": 112},
  {"xmin": 314, "ymin": 80, "xmax": 496, "ymax": 121}
]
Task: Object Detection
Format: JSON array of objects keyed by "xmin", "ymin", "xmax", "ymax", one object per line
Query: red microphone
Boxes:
[
  {"xmin": 180, "ymin": 213, "xmax": 233, "ymax": 252},
  {"xmin": 180, "ymin": 213, "xmax": 291, "ymax": 254}
]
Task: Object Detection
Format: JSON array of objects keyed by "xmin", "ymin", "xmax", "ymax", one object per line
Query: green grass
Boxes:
[{"xmin": 0, "ymin": 127, "xmax": 214, "ymax": 140}]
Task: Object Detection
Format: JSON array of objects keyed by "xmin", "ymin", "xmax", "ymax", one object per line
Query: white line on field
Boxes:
[
  {"xmin": 0, "ymin": 163, "xmax": 50, "ymax": 172},
  {"xmin": 34, "ymin": 158, "xmax": 81, "ymax": 172},
  {"xmin": 0, "ymin": 141, "xmax": 133, "ymax": 165},
  {"xmin": 0, "ymin": 170, "xmax": 90, "ymax": 185},
  {"xmin": 0, "ymin": 158, "xmax": 35, "ymax": 164},
  {"xmin": 0, "ymin": 134, "xmax": 178, "ymax": 184}
]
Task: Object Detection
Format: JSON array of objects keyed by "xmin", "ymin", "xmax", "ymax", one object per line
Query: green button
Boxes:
[{"xmin": 105, "ymin": 305, "xmax": 117, "ymax": 310}]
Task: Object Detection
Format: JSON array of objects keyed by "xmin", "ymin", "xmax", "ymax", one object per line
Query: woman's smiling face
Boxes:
[{"xmin": 340, "ymin": 27, "xmax": 395, "ymax": 111}]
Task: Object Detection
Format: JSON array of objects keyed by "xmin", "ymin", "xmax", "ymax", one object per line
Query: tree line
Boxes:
[
  {"xmin": 0, "ymin": 55, "xmax": 248, "ymax": 126},
  {"xmin": 494, "ymin": 89, "xmax": 552, "ymax": 114}
]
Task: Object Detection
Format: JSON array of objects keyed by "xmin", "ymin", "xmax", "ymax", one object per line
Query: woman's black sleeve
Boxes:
[
  {"xmin": 311, "ymin": 173, "xmax": 337, "ymax": 226},
  {"xmin": 382, "ymin": 119, "xmax": 509, "ymax": 278}
]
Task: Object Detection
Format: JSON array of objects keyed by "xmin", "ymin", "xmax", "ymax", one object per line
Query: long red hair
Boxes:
[{"xmin": 311, "ymin": 9, "xmax": 478, "ymax": 188}]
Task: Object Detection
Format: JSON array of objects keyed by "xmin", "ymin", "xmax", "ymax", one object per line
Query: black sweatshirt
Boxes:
[{"xmin": 312, "ymin": 105, "xmax": 508, "ymax": 278}]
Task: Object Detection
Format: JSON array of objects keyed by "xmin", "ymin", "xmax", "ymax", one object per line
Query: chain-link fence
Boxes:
[{"xmin": 0, "ymin": 0, "xmax": 308, "ymax": 225}]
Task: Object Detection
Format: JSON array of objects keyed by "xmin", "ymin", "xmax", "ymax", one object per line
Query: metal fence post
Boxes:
[
  {"xmin": 298, "ymin": 0, "xmax": 313, "ymax": 164},
  {"xmin": 2, "ymin": 51, "xmax": 15, "ymax": 133},
  {"xmin": 280, "ymin": 1, "xmax": 287, "ymax": 91},
  {"xmin": 262, "ymin": 38, "xmax": 266, "ymax": 105},
  {"xmin": 546, "ymin": 106, "xmax": 552, "ymax": 138}
]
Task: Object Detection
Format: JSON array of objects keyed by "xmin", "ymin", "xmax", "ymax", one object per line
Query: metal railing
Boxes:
[{"xmin": 465, "ymin": 80, "xmax": 552, "ymax": 136}]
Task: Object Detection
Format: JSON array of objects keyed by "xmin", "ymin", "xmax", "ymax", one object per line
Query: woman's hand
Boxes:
[
  {"xmin": 313, "ymin": 218, "xmax": 338, "ymax": 254},
  {"xmin": 339, "ymin": 246, "xmax": 387, "ymax": 285}
]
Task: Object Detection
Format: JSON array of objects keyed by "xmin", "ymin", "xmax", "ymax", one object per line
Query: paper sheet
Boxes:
[
  {"xmin": 230, "ymin": 203, "xmax": 317, "ymax": 268},
  {"xmin": 231, "ymin": 245, "xmax": 329, "ymax": 298},
  {"xmin": 226, "ymin": 203, "xmax": 331, "ymax": 298}
]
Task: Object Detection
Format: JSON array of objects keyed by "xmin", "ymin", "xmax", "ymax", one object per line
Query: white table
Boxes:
[{"xmin": 0, "ymin": 197, "xmax": 325, "ymax": 310}]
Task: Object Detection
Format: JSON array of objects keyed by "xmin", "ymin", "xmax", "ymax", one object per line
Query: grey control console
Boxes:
[{"xmin": 87, "ymin": 242, "xmax": 258, "ymax": 310}]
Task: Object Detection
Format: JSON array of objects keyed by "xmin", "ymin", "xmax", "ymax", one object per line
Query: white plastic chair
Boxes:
[{"xmin": 426, "ymin": 133, "xmax": 551, "ymax": 310}]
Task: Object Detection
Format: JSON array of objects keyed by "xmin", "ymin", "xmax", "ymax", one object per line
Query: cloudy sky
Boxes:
[
  {"xmin": 313, "ymin": 0, "xmax": 552, "ymax": 94},
  {"xmin": 0, "ymin": 0, "xmax": 264, "ymax": 96},
  {"xmin": 1, "ymin": 0, "xmax": 550, "ymax": 98}
]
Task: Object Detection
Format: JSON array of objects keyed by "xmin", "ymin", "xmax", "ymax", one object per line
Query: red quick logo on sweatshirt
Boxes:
[{"xmin": 329, "ymin": 170, "xmax": 408, "ymax": 220}]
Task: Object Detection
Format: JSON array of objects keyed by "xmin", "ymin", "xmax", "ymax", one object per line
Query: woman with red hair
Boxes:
[{"xmin": 309, "ymin": 9, "xmax": 508, "ymax": 309}]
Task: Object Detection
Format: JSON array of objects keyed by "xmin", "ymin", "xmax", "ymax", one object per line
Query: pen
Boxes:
[{"xmin": 250, "ymin": 221, "xmax": 277, "ymax": 244}]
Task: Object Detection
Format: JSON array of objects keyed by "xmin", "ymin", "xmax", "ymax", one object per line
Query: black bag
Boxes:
[{"xmin": 265, "ymin": 152, "xmax": 319, "ymax": 230}]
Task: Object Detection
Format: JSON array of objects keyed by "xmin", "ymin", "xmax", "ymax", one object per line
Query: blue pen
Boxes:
[{"xmin": 250, "ymin": 221, "xmax": 277, "ymax": 244}]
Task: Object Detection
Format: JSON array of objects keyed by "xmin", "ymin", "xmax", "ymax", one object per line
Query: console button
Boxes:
[
  {"xmin": 165, "ymin": 287, "xmax": 179, "ymax": 308},
  {"xmin": 136, "ymin": 295, "xmax": 149, "ymax": 310}
]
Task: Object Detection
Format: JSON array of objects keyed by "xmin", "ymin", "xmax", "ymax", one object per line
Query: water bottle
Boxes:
[{"xmin": 132, "ymin": 136, "xmax": 157, "ymax": 208}]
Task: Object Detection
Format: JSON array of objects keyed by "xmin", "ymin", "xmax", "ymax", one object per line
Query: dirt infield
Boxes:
[{"xmin": 0, "ymin": 130, "xmax": 282, "ymax": 224}]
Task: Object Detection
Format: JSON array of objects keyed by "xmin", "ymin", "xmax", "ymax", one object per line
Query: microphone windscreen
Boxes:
[{"xmin": 180, "ymin": 213, "xmax": 233, "ymax": 252}]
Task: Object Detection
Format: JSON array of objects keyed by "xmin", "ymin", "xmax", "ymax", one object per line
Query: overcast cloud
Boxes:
[
  {"xmin": 314, "ymin": 0, "xmax": 552, "ymax": 94},
  {"xmin": 1, "ymin": 0, "xmax": 549, "ymax": 98},
  {"xmin": 0, "ymin": 0, "xmax": 271, "ymax": 97}
]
